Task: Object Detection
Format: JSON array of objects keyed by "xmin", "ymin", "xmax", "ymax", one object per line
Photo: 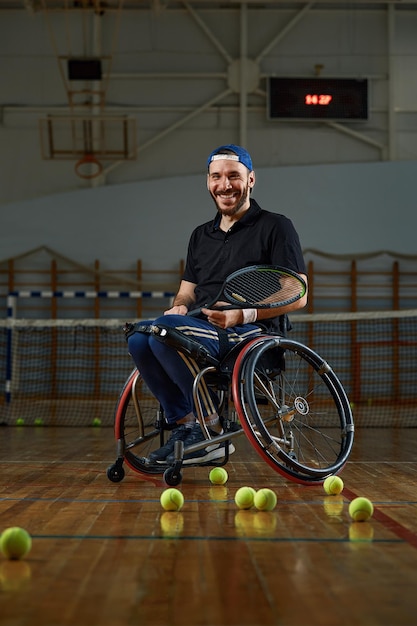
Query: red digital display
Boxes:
[
  {"xmin": 305, "ymin": 94, "xmax": 333, "ymax": 106},
  {"xmin": 268, "ymin": 78, "xmax": 368, "ymax": 120}
]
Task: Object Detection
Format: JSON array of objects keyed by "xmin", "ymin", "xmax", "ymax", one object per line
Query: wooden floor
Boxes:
[{"xmin": 1, "ymin": 426, "xmax": 417, "ymax": 626}]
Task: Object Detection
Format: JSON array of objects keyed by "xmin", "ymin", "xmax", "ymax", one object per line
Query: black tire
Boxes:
[
  {"xmin": 106, "ymin": 463, "xmax": 125, "ymax": 483},
  {"xmin": 233, "ymin": 336, "xmax": 354, "ymax": 484},
  {"xmin": 163, "ymin": 467, "xmax": 183, "ymax": 486}
]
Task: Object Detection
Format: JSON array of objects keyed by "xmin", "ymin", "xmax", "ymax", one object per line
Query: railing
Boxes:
[{"xmin": 1, "ymin": 247, "xmax": 417, "ymax": 318}]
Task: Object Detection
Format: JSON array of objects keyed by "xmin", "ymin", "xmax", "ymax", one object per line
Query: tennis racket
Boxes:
[{"xmin": 187, "ymin": 265, "xmax": 306, "ymax": 317}]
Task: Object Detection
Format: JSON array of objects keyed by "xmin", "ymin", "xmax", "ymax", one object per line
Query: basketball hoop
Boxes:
[{"xmin": 75, "ymin": 153, "xmax": 103, "ymax": 179}]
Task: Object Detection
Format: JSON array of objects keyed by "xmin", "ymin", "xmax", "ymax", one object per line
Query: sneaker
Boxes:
[
  {"xmin": 166, "ymin": 422, "xmax": 235, "ymax": 465},
  {"xmin": 148, "ymin": 424, "xmax": 191, "ymax": 464}
]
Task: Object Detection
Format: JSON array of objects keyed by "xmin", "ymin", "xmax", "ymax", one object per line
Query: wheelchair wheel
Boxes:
[
  {"xmin": 232, "ymin": 336, "xmax": 354, "ymax": 485},
  {"xmin": 112, "ymin": 368, "xmax": 166, "ymax": 476}
]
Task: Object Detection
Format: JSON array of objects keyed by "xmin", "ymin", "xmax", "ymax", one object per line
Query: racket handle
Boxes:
[
  {"xmin": 187, "ymin": 306, "xmax": 204, "ymax": 317},
  {"xmin": 188, "ymin": 304, "xmax": 232, "ymax": 316}
]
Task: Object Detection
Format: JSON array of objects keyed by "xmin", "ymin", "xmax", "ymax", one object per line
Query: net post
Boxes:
[{"xmin": 137, "ymin": 260, "xmax": 143, "ymax": 318}]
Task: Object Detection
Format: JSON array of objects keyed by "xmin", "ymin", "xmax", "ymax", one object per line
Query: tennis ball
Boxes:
[
  {"xmin": 34, "ymin": 418, "xmax": 43, "ymax": 426},
  {"xmin": 15, "ymin": 418, "xmax": 25, "ymax": 426},
  {"xmin": 209, "ymin": 467, "xmax": 228, "ymax": 485},
  {"xmin": 0, "ymin": 527, "xmax": 32, "ymax": 560},
  {"xmin": 323, "ymin": 475, "xmax": 344, "ymax": 495},
  {"xmin": 92, "ymin": 418, "xmax": 101, "ymax": 427},
  {"xmin": 160, "ymin": 488, "xmax": 184, "ymax": 511},
  {"xmin": 234, "ymin": 486, "xmax": 256, "ymax": 509},
  {"xmin": 349, "ymin": 497, "xmax": 374, "ymax": 522},
  {"xmin": 254, "ymin": 488, "xmax": 277, "ymax": 511}
]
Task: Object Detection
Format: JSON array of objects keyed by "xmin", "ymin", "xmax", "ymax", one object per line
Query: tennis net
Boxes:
[
  {"xmin": 0, "ymin": 319, "xmax": 132, "ymax": 427},
  {"xmin": 291, "ymin": 309, "xmax": 417, "ymax": 427},
  {"xmin": 0, "ymin": 310, "xmax": 416, "ymax": 427}
]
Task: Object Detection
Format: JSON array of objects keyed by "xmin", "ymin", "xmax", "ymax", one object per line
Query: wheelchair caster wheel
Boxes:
[
  {"xmin": 163, "ymin": 467, "xmax": 182, "ymax": 486},
  {"xmin": 107, "ymin": 463, "xmax": 125, "ymax": 483}
]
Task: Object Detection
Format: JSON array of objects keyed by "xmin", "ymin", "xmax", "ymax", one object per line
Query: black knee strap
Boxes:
[
  {"xmin": 216, "ymin": 327, "xmax": 232, "ymax": 361},
  {"xmin": 123, "ymin": 321, "xmax": 219, "ymax": 367},
  {"xmin": 123, "ymin": 322, "xmax": 155, "ymax": 341}
]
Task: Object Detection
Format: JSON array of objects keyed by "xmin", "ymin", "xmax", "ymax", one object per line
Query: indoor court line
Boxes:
[
  {"xmin": 2, "ymin": 495, "xmax": 417, "ymax": 506},
  {"xmin": 27, "ymin": 534, "xmax": 403, "ymax": 544},
  {"xmin": 0, "ymin": 494, "xmax": 417, "ymax": 504}
]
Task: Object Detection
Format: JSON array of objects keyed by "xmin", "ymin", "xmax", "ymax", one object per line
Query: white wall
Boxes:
[
  {"xmin": 1, "ymin": 4, "xmax": 417, "ymax": 206},
  {"xmin": 1, "ymin": 160, "xmax": 415, "ymax": 270},
  {"xmin": 1, "ymin": 5, "xmax": 416, "ymax": 270}
]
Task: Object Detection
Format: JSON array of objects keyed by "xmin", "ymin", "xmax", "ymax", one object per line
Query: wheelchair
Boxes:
[{"xmin": 107, "ymin": 316, "xmax": 354, "ymax": 487}]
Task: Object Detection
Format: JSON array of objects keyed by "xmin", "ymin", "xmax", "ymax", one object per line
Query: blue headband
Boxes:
[{"xmin": 207, "ymin": 144, "xmax": 253, "ymax": 171}]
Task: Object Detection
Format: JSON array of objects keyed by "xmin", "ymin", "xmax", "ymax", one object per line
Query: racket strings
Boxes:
[{"xmin": 225, "ymin": 270, "xmax": 302, "ymax": 307}]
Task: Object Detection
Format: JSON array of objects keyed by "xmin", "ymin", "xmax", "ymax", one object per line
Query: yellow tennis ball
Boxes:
[
  {"xmin": 209, "ymin": 467, "xmax": 228, "ymax": 485},
  {"xmin": 254, "ymin": 488, "xmax": 277, "ymax": 511},
  {"xmin": 348, "ymin": 497, "xmax": 374, "ymax": 522},
  {"xmin": 160, "ymin": 488, "xmax": 184, "ymax": 511},
  {"xmin": 234, "ymin": 486, "xmax": 256, "ymax": 509},
  {"xmin": 323, "ymin": 475, "xmax": 344, "ymax": 495},
  {"xmin": 0, "ymin": 527, "xmax": 32, "ymax": 560}
]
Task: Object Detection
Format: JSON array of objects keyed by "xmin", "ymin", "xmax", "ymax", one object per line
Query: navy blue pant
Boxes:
[{"xmin": 127, "ymin": 314, "xmax": 262, "ymax": 424}]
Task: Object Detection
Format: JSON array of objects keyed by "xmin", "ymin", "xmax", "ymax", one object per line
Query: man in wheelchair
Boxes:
[{"xmin": 126, "ymin": 144, "xmax": 308, "ymax": 466}]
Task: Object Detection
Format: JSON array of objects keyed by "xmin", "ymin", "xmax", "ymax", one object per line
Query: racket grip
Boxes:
[{"xmin": 187, "ymin": 306, "xmax": 204, "ymax": 318}]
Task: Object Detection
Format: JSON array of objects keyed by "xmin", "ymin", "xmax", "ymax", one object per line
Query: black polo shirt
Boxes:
[{"xmin": 183, "ymin": 199, "xmax": 305, "ymax": 331}]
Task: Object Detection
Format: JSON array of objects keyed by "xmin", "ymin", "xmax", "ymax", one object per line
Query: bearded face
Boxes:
[{"xmin": 207, "ymin": 160, "xmax": 255, "ymax": 218}]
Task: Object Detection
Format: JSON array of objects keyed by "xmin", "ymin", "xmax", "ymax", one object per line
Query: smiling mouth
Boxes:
[{"xmin": 217, "ymin": 192, "xmax": 236, "ymax": 201}]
